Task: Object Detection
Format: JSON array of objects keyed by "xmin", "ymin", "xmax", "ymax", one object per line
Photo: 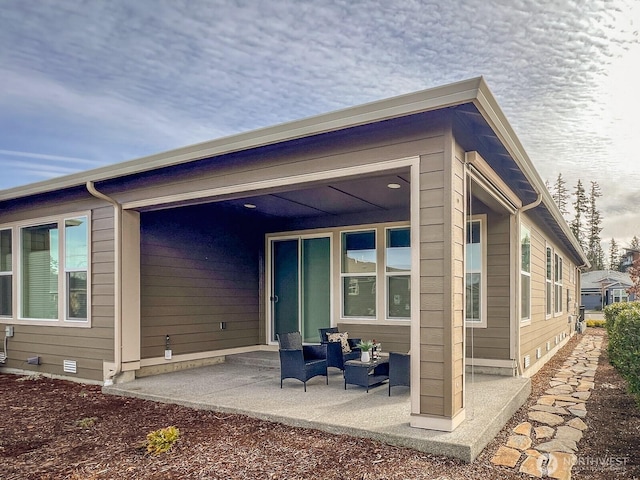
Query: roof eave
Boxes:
[
  {"xmin": 472, "ymin": 79, "xmax": 589, "ymax": 267},
  {"xmin": 0, "ymin": 77, "xmax": 484, "ymax": 202}
]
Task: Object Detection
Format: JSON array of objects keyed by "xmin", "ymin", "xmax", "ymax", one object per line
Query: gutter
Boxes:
[
  {"xmin": 514, "ymin": 192, "xmax": 543, "ymax": 376},
  {"xmin": 86, "ymin": 182, "xmax": 122, "ymax": 386}
]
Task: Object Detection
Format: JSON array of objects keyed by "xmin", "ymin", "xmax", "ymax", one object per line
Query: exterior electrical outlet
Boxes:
[{"xmin": 5, "ymin": 326, "xmax": 14, "ymax": 337}]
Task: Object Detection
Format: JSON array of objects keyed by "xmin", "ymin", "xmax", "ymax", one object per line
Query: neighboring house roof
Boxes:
[
  {"xmin": 0, "ymin": 76, "xmax": 588, "ymax": 267},
  {"xmin": 580, "ymin": 270, "xmax": 633, "ymax": 291}
]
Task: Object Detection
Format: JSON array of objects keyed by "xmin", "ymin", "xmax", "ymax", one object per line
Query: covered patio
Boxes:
[{"xmin": 104, "ymin": 351, "xmax": 530, "ymax": 462}]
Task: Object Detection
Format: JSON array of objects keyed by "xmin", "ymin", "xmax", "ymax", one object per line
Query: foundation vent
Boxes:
[
  {"xmin": 546, "ymin": 341, "xmax": 551, "ymax": 351},
  {"xmin": 555, "ymin": 336, "xmax": 559, "ymax": 345},
  {"xmin": 523, "ymin": 355, "xmax": 531, "ymax": 369},
  {"xmin": 536, "ymin": 347, "xmax": 542, "ymax": 359},
  {"xmin": 63, "ymin": 360, "xmax": 77, "ymax": 374}
]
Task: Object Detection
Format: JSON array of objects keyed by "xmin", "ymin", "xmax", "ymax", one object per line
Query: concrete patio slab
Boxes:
[{"xmin": 103, "ymin": 356, "xmax": 530, "ymax": 462}]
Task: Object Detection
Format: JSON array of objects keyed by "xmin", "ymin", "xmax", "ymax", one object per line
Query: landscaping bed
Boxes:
[{"xmin": 1, "ymin": 329, "xmax": 638, "ymax": 479}]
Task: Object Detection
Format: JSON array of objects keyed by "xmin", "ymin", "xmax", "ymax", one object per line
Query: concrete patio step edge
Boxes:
[{"xmin": 225, "ymin": 351, "xmax": 280, "ymax": 369}]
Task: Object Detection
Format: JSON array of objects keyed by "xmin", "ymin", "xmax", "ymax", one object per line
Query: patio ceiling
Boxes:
[{"xmin": 219, "ymin": 171, "xmax": 410, "ymax": 219}]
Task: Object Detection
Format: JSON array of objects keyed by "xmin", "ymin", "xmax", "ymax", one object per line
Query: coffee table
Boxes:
[{"xmin": 344, "ymin": 356, "xmax": 389, "ymax": 392}]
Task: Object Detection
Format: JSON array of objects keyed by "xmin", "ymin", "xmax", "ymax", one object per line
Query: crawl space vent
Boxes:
[
  {"xmin": 523, "ymin": 355, "xmax": 530, "ymax": 369},
  {"xmin": 536, "ymin": 347, "xmax": 542, "ymax": 359},
  {"xmin": 546, "ymin": 341, "xmax": 551, "ymax": 351},
  {"xmin": 63, "ymin": 360, "xmax": 77, "ymax": 374}
]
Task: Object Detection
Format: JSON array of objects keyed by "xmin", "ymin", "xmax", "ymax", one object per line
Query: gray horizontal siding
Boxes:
[
  {"xmin": 0, "ymin": 201, "xmax": 115, "ymax": 382},
  {"xmin": 466, "ymin": 205, "xmax": 511, "ymax": 360},
  {"xmin": 140, "ymin": 206, "xmax": 263, "ymax": 359},
  {"xmin": 337, "ymin": 323, "xmax": 410, "ymax": 354}
]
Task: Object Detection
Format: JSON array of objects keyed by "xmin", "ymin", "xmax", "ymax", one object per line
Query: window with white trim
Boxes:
[
  {"xmin": 554, "ymin": 253, "xmax": 563, "ymax": 314},
  {"xmin": 341, "ymin": 230, "xmax": 376, "ymax": 318},
  {"xmin": 612, "ymin": 288, "xmax": 629, "ymax": 303},
  {"xmin": 546, "ymin": 246, "xmax": 553, "ymax": 318},
  {"xmin": 21, "ymin": 222, "xmax": 59, "ymax": 319},
  {"xmin": 465, "ymin": 218, "xmax": 486, "ymax": 325},
  {"xmin": 0, "ymin": 229, "xmax": 12, "ymax": 316},
  {"xmin": 520, "ymin": 224, "xmax": 531, "ymax": 321},
  {"xmin": 64, "ymin": 217, "xmax": 88, "ymax": 320},
  {"xmin": 13, "ymin": 214, "xmax": 90, "ymax": 323},
  {"xmin": 386, "ymin": 227, "xmax": 410, "ymax": 319}
]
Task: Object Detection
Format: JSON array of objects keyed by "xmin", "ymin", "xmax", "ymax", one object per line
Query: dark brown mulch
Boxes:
[{"xmin": 1, "ymin": 329, "xmax": 638, "ymax": 479}]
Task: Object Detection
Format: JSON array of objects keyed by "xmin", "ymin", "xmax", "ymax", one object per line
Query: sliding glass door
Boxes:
[{"xmin": 270, "ymin": 236, "xmax": 331, "ymax": 343}]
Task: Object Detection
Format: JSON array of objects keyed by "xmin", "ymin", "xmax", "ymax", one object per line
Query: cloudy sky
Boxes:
[{"xmin": 1, "ymin": 0, "xmax": 638, "ymax": 249}]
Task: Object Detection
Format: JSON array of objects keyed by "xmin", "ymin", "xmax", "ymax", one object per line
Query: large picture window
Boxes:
[
  {"xmin": 6, "ymin": 214, "xmax": 91, "ymax": 324},
  {"xmin": 554, "ymin": 253, "xmax": 563, "ymax": 314},
  {"xmin": 341, "ymin": 230, "xmax": 376, "ymax": 318},
  {"xmin": 386, "ymin": 227, "xmax": 410, "ymax": 318},
  {"xmin": 520, "ymin": 224, "xmax": 531, "ymax": 321},
  {"xmin": 0, "ymin": 229, "xmax": 12, "ymax": 316},
  {"xmin": 465, "ymin": 218, "xmax": 485, "ymax": 325}
]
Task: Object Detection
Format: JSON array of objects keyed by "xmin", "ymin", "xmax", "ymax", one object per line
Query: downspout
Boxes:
[
  {"xmin": 514, "ymin": 192, "xmax": 542, "ymax": 375},
  {"xmin": 86, "ymin": 181, "xmax": 122, "ymax": 386}
]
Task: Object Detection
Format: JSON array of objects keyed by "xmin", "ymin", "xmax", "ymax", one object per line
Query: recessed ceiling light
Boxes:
[
  {"xmin": 243, "ymin": 203, "xmax": 257, "ymax": 209},
  {"xmin": 387, "ymin": 183, "xmax": 401, "ymax": 189}
]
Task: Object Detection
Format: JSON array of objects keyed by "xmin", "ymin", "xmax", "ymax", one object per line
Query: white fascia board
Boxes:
[
  {"xmin": 472, "ymin": 79, "xmax": 589, "ymax": 267},
  {"xmin": 0, "ymin": 77, "xmax": 483, "ymax": 203}
]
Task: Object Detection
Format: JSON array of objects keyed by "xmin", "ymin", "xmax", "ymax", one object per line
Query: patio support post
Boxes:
[{"xmin": 410, "ymin": 125, "xmax": 466, "ymax": 432}]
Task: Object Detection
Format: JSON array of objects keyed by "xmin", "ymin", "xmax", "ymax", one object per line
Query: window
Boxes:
[
  {"xmin": 546, "ymin": 246, "xmax": 553, "ymax": 318},
  {"xmin": 65, "ymin": 217, "xmax": 88, "ymax": 320},
  {"xmin": 21, "ymin": 222, "xmax": 59, "ymax": 319},
  {"xmin": 386, "ymin": 227, "xmax": 410, "ymax": 318},
  {"xmin": 0, "ymin": 229, "xmax": 11, "ymax": 316},
  {"xmin": 612, "ymin": 289, "xmax": 629, "ymax": 303},
  {"xmin": 466, "ymin": 218, "xmax": 485, "ymax": 325},
  {"xmin": 554, "ymin": 253, "xmax": 563, "ymax": 314},
  {"xmin": 342, "ymin": 230, "xmax": 376, "ymax": 318},
  {"xmin": 520, "ymin": 225, "xmax": 531, "ymax": 321},
  {"xmin": 10, "ymin": 214, "xmax": 90, "ymax": 324}
]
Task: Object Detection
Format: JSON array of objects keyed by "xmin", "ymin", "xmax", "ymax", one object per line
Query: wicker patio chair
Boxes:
[
  {"xmin": 277, "ymin": 332, "xmax": 328, "ymax": 391},
  {"xmin": 318, "ymin": 327, "xmax": 361, "ymax": 371},
  {"xmin": 389, "ymin": 352, "xmax": 410, "ymax": 396}
]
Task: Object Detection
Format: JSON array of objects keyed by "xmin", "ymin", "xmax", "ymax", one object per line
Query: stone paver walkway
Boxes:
[{"xmin": 490, "ymin": 333, "xmax": 602, "ymax": 479}]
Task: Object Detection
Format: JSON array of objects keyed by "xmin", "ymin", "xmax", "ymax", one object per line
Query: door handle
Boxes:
[{"xmin": 270, "ymin": 295, "xmax": 279, "ymax": 303}]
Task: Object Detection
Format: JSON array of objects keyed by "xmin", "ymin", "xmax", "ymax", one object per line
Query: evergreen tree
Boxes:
[
  {"xmin": 631, "ymin": 235, "xmax": 640, "ymax": 251},
  {"xmin": 586, "ymin": 181, "xmax": 604, "ymax": 270},
  {"xmin": 552, "ymin": 173, "xmax": 569, "ymax": 217},
  {"xmin": 570, "ymin": 180, "xmax": 588, "ymax": 250},
  {"xmin": 609, "ymin": 238, "xmax": 620, "ymax": 271}
]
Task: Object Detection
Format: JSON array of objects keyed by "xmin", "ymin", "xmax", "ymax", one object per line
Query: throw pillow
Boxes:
[{"xmin": 327, "ymin": 332, "xmax": 351, "ymax": 353}]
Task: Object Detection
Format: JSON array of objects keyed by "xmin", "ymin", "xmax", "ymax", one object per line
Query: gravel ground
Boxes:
[{"xmin": 1, "ymin": 329, "xmax": 638, "ymax": 479}]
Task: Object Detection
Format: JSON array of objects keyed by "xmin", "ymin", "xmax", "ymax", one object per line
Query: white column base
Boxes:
[{"xmin": 410, "ymin": 408, "xmax": 466, "ymax": 432}]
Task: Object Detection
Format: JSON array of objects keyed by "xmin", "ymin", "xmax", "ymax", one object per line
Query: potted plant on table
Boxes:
[{"xmin": 356, "ymin": 340, "xmax": 374, "ymax": 362}]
